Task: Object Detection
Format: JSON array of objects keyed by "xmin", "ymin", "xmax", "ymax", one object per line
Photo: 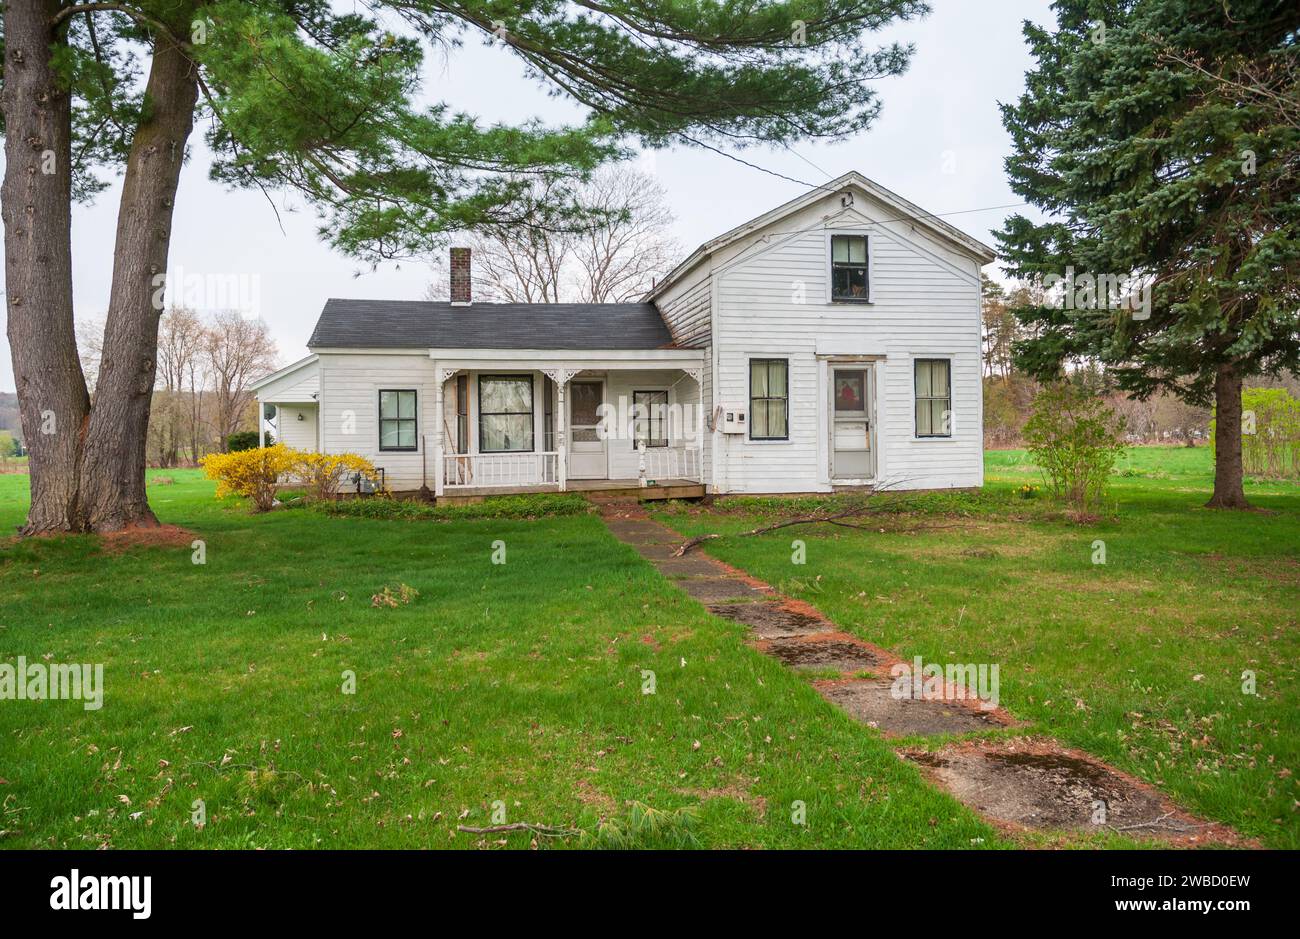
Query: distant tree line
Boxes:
[
  {"xmin": 75, "ymin": 308, "xmax": 278, "ymax": 468},
  {"xmin": 983, "ymin": 276, "xmax": 1300, "ymax": 462}
]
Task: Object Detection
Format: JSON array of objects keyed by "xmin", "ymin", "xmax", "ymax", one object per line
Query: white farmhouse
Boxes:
[{"xmin": 253, "ymin": 171, "xmax": 995, "ymax": 500}]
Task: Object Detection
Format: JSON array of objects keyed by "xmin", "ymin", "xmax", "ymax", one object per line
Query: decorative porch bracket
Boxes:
[{"xmin": 540, "ymin": 367, "xmax": 584, "ymax": 491}]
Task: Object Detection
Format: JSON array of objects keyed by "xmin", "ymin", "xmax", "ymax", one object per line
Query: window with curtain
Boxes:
[
  {"xmin": 379, "ymin": 390, "xmax": 417, "ymax": 451},
  {"xmin": 478, "ymin": 375, "xmax": 534, "ymax": 452},
  {"xmin": 749, "ymin": 359, "xmax": 788, "ymax": 440},
  {"xmin": 632, "ymin": 390, "xmax": 668, "ymax": 448},
  {"xmin": 830, "ymin": 234, "xmax": 869, "ymax": 301},
  {"xmin": 914, "ymin": 359, "xmax": 952, "ymax": 437}
]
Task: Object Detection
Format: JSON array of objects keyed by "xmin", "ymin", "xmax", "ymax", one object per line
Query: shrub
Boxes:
[
  {"xmin": 1023, "ymin": 382, "xmax": 1127, "ymax": 517},
  {"xmin": 294, "ymin": 451, "xmax": 377, "ymax": 501},
  {"xmin": 1211, "ymin": 387, "xmax": 1300, "ymax": 479},
  {"xmin": 227, "ymin": 430, "xmax": 269, "ymax": 452},
  {"xmin": 201, "ymin": 444, "xmax": 299, "ymax": 512}
]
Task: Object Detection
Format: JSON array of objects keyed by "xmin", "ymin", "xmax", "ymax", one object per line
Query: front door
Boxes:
[
  {"xmin": 830, "ymin": 366, "xmax": 874, "ymax": 480},
  {"xmin": 568, "ymin": 380, "xmax": 607, "ymax": 478}
]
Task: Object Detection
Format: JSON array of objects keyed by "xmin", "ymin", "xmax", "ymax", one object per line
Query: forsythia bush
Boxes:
[
  {"xmin": 201, "ymin": 444, "xmax": 300, "ymax": 512},
  {"xmin": 202, "ymin": 445, "xmax": 379, "ymax": 511},
  {"xmin": 295, "ymin": 452, "xmax": 377, "ymax": 501}
]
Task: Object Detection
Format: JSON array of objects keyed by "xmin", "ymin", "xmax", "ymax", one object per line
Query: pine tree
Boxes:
[{"xmin": 996, "ymin": 0, "xmax": 1299, "ymax": 508}]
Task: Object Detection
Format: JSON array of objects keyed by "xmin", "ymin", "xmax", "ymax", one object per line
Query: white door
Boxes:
[
  {"xmin": 568, "ymin": 380, "xmax": 607, "ymax": 479},
  {"xmin": 830, "ymin": 366, "xmax": 875, "ymax": 480}
]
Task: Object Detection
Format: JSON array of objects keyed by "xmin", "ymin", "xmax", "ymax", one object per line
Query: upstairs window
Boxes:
[{"xmin": 831, "ymin": 234, "xmax": 869, "ymax": 301}]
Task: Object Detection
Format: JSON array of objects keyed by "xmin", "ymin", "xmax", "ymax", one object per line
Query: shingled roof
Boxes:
[{"xmin": 307, "ymin": 299, "xmax": 679, "ymax": 350}]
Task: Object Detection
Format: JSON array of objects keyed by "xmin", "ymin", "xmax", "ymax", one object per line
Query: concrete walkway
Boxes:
[{"xmin": 598, "ymin": 500, "xmax": 1249, "ymax": 847}]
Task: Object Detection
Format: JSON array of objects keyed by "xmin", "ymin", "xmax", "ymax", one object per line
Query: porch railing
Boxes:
[
  {"xmin": 444, "ymin": 451, "xmax": 560, "ymax": 488},
  {"xmin": 639, "ymin": 445, "xmax": 702, "ymax": 483}
]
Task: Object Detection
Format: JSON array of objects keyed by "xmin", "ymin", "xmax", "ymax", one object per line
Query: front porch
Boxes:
[
  {"xmin": 430, "ymin": 350, "xmax": 707, "ymax": 498},
  {"xmin": 434, "ymin": 476, "xmax": 706, "ymax": 505}
]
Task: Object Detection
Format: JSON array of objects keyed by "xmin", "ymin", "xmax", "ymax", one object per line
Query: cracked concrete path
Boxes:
[{"xmin": 596, "ymin": 500, "xmax": 1251, "ymax": 847}]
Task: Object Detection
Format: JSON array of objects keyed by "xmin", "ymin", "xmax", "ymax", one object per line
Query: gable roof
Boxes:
[
  {"xmin": 307, "ymin": 299, "xmax": 679, "ymax": 350},
  {"xmin": 645, "ymin": 170, "xmax": 997, "ymax": 302}
]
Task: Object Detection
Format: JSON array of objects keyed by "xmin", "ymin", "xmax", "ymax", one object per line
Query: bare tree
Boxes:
[
  {"xmin": 573, "ymin": 167, "xmax": 678, "ymax": 302},
  {"xmin": 74, "ymin": 315, "xmax": 105, "ymax": 398},
  {"xmin": 205, "ymin": 313, "xmax": 278, "ymax": 452},
  {"xmin": 153, "ymin": 308, "xmax": 207, "ymax": 465},
  {"xmin": 432, "ymin": 168, "xmax": 679, "ymax": 303}
]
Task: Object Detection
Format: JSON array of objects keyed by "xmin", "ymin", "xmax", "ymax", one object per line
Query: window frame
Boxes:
[
  {"xmin": 748, "ymin": 358, "xmax": 790, "ymax": 442},
  {"xmin": 913, "ymin": 358, "xmax": 953, "ymax": 439},
  {"xmin": 378, "ymin": 389, "xmax": 419, "ymax": 452},
  {"xmin": 477, "ymin": 374, "xmax": 536, "ymax": 454},
  {"xmin": 828, "ymin": 232, "xmax": 871, "ymax": 303},
  {"xmin": 631, "ymin": 389, "xmax": 670, "ymax": 449},
  {"xmin": 455, "ymin": 375, "xmax": 468, "ymax": 454}
]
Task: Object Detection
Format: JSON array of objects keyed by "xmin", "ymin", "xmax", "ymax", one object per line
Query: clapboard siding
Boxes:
[
  {"xmin": 319, "ymin": 352, "xmax": 438, "ymax": 490},
  {"xmin": 707, "ymin": 190, "xmax": 984, "ymax": 493},
  {"xmin": 655, "ymin": 262, "xmax": 711, "ymax": 348},
  {"xmin": 275, "ymin": 405, "xmax": 318, "ymax": 451}
]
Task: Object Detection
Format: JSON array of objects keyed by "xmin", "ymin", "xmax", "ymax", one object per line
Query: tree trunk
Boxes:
[
  {"xmin": 77, "ymin": 30, "xmax": 199, "ymax": 531},
  {"xmin": 1206, "ymin": 362, "xmax": 1250, "ymax": 509},
  {"xmin": 1, "ymin": 0, "xmax": 89, "ymax": 534}
]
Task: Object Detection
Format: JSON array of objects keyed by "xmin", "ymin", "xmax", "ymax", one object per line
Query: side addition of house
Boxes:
[{"xmin": 253, "ymin": 171, "xmax": 995, "ymax": 499}]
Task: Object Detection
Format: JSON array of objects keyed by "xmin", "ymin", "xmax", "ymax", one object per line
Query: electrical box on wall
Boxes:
[{"xmin": 719, "ymin": 404, "xmax": 748, "ymax": 434}]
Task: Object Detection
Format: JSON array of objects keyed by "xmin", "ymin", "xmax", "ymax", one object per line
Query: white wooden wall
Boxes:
[{"xmin": 706, "ymin": 189, "xmax": 985, "ymax": 493}]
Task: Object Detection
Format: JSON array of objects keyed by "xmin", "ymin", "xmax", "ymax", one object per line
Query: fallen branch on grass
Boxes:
[
  {"xmin": 672, "ymin": 482, "xmax": 933, "ymax": 555},
  {"xmin": 457, "ymin": 821, "xmax": 582, "ymax": 838},
  {"xmin": 1107, "ymin": 811, "xmax": 1204, "ymax": 834}
]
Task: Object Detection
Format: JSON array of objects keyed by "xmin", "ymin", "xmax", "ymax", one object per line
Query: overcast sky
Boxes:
[{"xmin": 0, "ymin": 0, "xmax": 1056, "ymax": 393}]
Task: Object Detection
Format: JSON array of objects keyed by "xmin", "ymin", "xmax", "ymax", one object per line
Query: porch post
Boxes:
[
  {"xmin": 688, "ymin": 368, "xmax": 705, "ymax": 484},
  {"xmin": 433, "ymin": 366, "xmax": 446, "ymax": 497},
  {"xmin": 258, "ymin": 399, "xmax": 266, "ymax": 448},
  {"xmin": 556, "ymin": 375, "xmax": 568, "ymax": 492}
]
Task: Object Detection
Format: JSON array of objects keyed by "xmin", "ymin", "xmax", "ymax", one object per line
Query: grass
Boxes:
[
  {"xmin": 2, "ymin": 446, "xmax": 1292, "ymax": 849},
  {"xmin": 0, "ymin": 469, "xmax": 999, "ymax": 849},
  {"xmin": 654, "ymin": 445, "xmax": 1300, "ymax": 848}
]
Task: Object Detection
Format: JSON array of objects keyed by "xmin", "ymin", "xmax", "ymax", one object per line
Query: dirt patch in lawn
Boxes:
[
  {"xmin": 98, "ymin": 524, "xmax": 196, "ymax": 553},
  {"xmin": 816, "ymin": 679, "xmax": 1012, "ymax": 737},
  {"xmin": 903, "ymin": 737, "xmax": 1253, "ymax": 846},
  {"xmin": 707, "ymin": 601, "xmax": 830, "ymax": 638},
  {"xmin": 759, "ymin": 635, "xmax": 882, "ymax": 673}
]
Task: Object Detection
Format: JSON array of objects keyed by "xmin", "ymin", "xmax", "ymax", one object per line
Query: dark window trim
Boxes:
[
  {"xmin": 830, "ymin": 233, "xmax": 871, "ymax": 303},
  {"xmin": 477, "ymin": 373, "xmax": 535, "ymax": 454},
  {"xmin": 914, "ymin": 358, "xmax": 953, "ymax": 439},
  {"xmin": 455, "ymin": 375, "xmax": 469, "ymax": 454},
  {"xmin": 378, "ymin": 389, "xmax": 418, "ymax": 452},
  {"xmin": 631, "ymin": 389, "xmax": 669, "ymax": 449},
  {"xmin": 749, "ymin": 358, "xmax": 790, "ymax": 441}
]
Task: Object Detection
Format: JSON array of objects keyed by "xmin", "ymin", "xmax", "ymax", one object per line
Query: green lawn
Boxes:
[
  {"xmin": 656, "ymin": 446, "xmax": 1300, "ymax": 848},
  {"xmin": 1, "ymin": 447, "xmax": 1293, "ymax": 849},
  {"xmin": 0, "ymin": 470, "xmax": 998, "ymax": 849}
]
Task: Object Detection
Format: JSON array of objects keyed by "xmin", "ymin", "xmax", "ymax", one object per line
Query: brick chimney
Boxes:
[{"xmin": 449, "ymin": 247, "xmax": 472, "ymax": 306}]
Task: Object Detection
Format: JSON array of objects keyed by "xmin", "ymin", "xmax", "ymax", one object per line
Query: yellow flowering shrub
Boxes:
[
  {"xmin": 200, "ymin": 444, "xmax": 300, "ymax": 512},
  {"xmin": 294, "ymin": 451, "xmax": 377, "ymax": 501}
]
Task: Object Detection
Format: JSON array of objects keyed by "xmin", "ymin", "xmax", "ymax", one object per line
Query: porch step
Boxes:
[{"xmin": 582, "ymin": 483, "xmax": 706, "ymax": 503}]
